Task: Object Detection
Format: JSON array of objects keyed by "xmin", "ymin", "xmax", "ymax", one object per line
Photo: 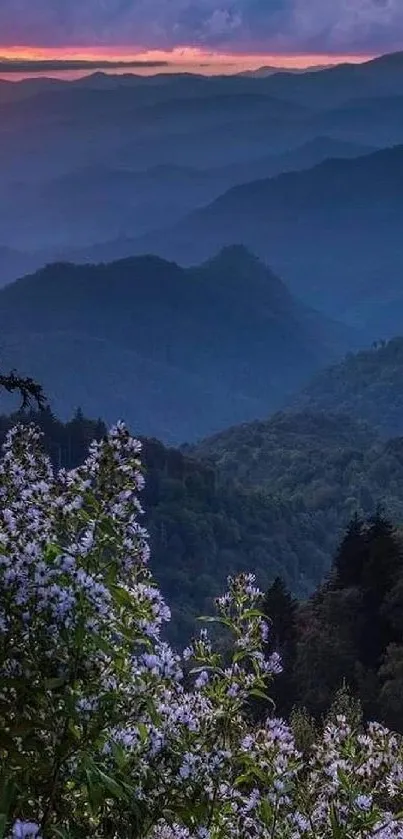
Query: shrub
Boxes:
[{"xmin": 0, "ymin": 423, "xmax": 403, "ymax": 838}]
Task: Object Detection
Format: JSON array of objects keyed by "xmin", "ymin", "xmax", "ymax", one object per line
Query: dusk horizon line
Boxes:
[{"xmin": 0, "ymin": 46, "xmax": 386, "ymax": 79}]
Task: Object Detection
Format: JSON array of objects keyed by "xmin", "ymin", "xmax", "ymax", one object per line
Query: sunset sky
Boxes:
[{"xmin": 0, "ymin": 0, "xmax": 400, "ymax": 76}]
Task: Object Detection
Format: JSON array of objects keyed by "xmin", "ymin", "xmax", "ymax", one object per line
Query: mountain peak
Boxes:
[
  {"xmin": 203, "ymin": 244, "xmax": 261, "ymax": 271},
  {"xmin": 194, "ymin": 245, "xmax": 302, "ymax": 316},
  {"xmin": 198, "ymin": 245, "xmax": 289, "ymax": 296}
]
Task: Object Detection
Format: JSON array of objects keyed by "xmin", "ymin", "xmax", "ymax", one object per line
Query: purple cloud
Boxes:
[{"xmin": 0, "ymin": 0, "xmax": 401, "ymax": 54}]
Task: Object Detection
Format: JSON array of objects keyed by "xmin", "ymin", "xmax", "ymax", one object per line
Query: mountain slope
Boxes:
[
  {"xmin": 290, "ymin": 337, "xmax": 403, "ymax": 439},
  {"xmin": 185, "ymin": 409, "xmax": 403, "ymax": 586},
  {"xmin": 133, "ymin": 145, "xmax": 403, "ymax": 326},
  {"xmin": 3, "ymin": 136, "xmax": 373, "ymax": 254},
  {"xmin": 0, "ymin": 247, "xmax": 346, "ymax": 442},
  {"xmin": 207, "ymin": 136, "xmax": 375, "ymax": 192},
  {"xmin": 0, "ymin": 246, "xmax": 43, "ymax": 286},
  {"xmin": 260, "ymin": 51, "xmax": 403, "ymax": 108}
]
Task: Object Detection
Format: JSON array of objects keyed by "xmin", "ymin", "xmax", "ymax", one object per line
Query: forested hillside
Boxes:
[
  {"xmin": 291, "ymin": 338, "xmax": 403, "ymax": 438},
  {"xmin": 187, "ymin": 409, "xmax": 403, "ymax": 517}
]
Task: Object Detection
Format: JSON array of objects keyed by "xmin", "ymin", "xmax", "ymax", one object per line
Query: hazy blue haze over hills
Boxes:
[
  {"xmin": 132, "ymin": 143, "xmax": 403, "ymax": 336},
  {"xmin": 1, "ymin": 52, "xmax": 403, "ymax": 455},
  {"xmin": 1, "ymin": 50, "xmax": 403, "ymax": 280}
]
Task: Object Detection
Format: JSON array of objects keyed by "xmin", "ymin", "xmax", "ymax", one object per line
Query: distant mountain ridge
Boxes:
[
  {"xmin": 2, "ymin": 50, "xmax": 403, "ymax": 263},
  {"xmin": 0, "ymin": 247, "xmax": 350, "ymax": 442},
  {"xmin": 237, "ymin": 64, "xmax": 333, "ymax": 78},
  {"xmin": 130, "ymin": 144, "xmax": 403, "ymax": 332},
  {"xmin": 10, "ymin": 135, "xmax": 369, "ymax": 264}
]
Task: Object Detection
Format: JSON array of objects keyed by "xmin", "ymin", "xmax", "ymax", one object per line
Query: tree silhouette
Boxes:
[{"xmin": 0, "ymin": 369, "xmax": 46, "ymax": 410}]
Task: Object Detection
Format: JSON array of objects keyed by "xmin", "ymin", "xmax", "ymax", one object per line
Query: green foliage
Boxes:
[
  {"xmin": 326, "ymin": 683, "xmax": 363, "ymax": 731},
  {"xmin": 6, "ymin": 405, "xmax": 403, "ymax": 650},
  {"xmin": 189, "ymin": 409, "xmax": 403, "ymax": 594},
  {"xmin": 289, "ymin": 707, "xmax": 317, "ymax": 757}
]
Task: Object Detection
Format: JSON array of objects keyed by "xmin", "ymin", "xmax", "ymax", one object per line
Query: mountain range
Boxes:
[
  {"xmin": 0, "ymin": 135, "xmax": 374, "ymax": 258},
  {"xmin": 0, "ymin": 247, "xmax": 350, "ymax": 443},
  {"xmin": 129, "ymin": 144, "xmax": 403, "ymax": 333},
  {"xmin": 2, "ymin": 50, "xmax": 403, "ymax": 274}
]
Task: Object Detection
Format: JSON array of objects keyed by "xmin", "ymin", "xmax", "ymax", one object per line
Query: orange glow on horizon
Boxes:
[{"xmin": 0, "ymin": 44, "xmax": 376, "ymax": 78}]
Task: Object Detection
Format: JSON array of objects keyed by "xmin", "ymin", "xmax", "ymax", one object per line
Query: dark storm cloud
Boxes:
[
  {"xmin": 0, "ymin": 58, "xmax": 169, "ymax": 72},
  {"xmin": 0, "ymin": 0, "xmax": 401, "ymax": 54}
]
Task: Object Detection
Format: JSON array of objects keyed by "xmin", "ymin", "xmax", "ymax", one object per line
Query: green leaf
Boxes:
[
  {"xmin": 249, "ymin": 688, "xmax": 270, "ymax": 701},
  {"xmin": 44, "ymin": 677, "xmax": 66, "ymax": 691},
  {"xmin": 189, "ymin": 666, "xmax": 221, "ymax": 676},
  {"xmin": 241, "ymin": 609, "xmax": 266, "ymax": 620},
  {"xmin": 85, "ymin": 769, "xmax": 104, "ymax": 815},
  {"xmin": 44, "ymin": 544, "xmax": 61, "ymax": 563},
  {"xmin": 68, "ymin": 721, "xmax": 82, "ymax": 742},
  {"xmin": 260, "ymin": 798, "xmax": 274, "ymax": 827},
  {"xmin": 329, "ymin": 804, "xmax": 343, "ymax": 838},
  {"xmin": 233, "ymin": 649, "xmax": 249, "ymax": 664},
  {"xmin": 91, "ymin": 633, "xmax": 114, "ymax": 655},
  {"xmin": 234, "ymin": 773, "xmax": 253, "ymax": 787},
  {"xmin": 137, "ymin": 723, "xmax": 148, "ymax": 744},
  {"xmin": 112, "ymin": 586, "xmax": 135, "ymax": 609},
  {"xmin": 94, "ymin": 768, "xmax": 125, "ymax": 799}
]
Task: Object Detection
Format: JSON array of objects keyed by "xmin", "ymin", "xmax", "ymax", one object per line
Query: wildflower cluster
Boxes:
[{"xmin": 0, "ymin": 423, "xmax": 403, "ymax": 838}]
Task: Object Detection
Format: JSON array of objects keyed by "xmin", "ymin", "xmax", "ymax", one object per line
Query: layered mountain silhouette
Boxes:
[
  {"xmin": 0, "ymin": 247, "xmax": 349, "ymax": 442},
  {"xmin": 130, "ymin": 144, "xmax": 403, "ymax": 331},
  {"xmin": 0, "ymin": 136, "xmax": 373, "ymax": 259},
  {"xmin": 2, "ymin": 51, "xmax": 403, "ymax": 266}
]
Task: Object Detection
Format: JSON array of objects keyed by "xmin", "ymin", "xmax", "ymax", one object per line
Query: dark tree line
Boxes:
[{"xmin": 260, "ymin": 512, "xmax": 403, "ymax": 732}]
